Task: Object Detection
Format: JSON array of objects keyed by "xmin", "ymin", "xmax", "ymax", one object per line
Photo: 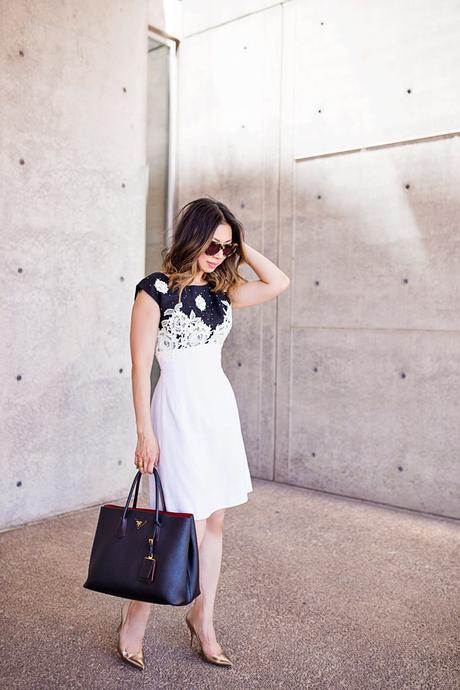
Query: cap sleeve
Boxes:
[{"xmin": 134, "ymin": 273, "xmax": 167, "ymax": 306}]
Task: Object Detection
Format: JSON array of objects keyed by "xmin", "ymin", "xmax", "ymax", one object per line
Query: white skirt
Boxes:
[{"xmin": 148, "ymin": 342, "xmax": 253, "ymax": 520}]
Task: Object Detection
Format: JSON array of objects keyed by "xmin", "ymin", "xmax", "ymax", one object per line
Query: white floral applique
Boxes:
[
  {"xmin": 208, "ymin": 300, "xmax": 232, "ymax": 346},
  {"xmin": 157, "ymin": 303, "xmax": 212, "ymax": 350},
  {"xmin": 195, "ymin": 294, "xmax": 206, "ymax": 311},
  {"xmin": 154, "ymin": 278, "xmax": 168, "ymax": 294},
  {"xmin": 155, "ymin": 298, "xmax": 232, "ymax": 352}
]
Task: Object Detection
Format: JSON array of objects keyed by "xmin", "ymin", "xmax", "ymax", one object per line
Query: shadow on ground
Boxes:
[{"xmin": 0, "ymin": 478, "xmax": 459, "ymax": 690}]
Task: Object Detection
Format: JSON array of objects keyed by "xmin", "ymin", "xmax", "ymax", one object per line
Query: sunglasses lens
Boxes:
[
  {"xmin": 204, "ymin": 241, "xmax": 237, "ymax": 257},
  {"xmin": 205, "ymin": 241, "xmax": 220, "ymax": 256}
]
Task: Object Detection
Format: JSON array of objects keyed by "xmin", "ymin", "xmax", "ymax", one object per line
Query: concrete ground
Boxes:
[{"xmin": 0, "ymin": 477, "xmax": 459, "ymax": 690}]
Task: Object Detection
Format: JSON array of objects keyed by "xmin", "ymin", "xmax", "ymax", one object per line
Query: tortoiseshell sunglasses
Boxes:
[{"xmin": 204, "ymin": 240, "xmax": 238, "ymax": 257}]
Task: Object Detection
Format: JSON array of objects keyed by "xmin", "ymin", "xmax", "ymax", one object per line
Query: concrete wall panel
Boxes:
[
  {"xmin": 1, "ymin": 0, "xmax": 148, "ymax": 530},
  {"xmin": 275, "ymin": 1, "xmax": 460, "ymax": 518},
  {"xmin": 176, "ymin": 7, "xmax": 282, "ymax": 478},
  {"xmin": 1, "ymin": 0, "xmax": 147, "ymax": 168},
  {"xmin": 293, "ymin": 137, "xmax": 460, "ymax": 330},
  {"xmin": 282, "ymin": 327, "xmax": 460, "ymax": 518},
  {"xmin": 293, "ymin": 0, "xmax": 460, "ymax": 157}
]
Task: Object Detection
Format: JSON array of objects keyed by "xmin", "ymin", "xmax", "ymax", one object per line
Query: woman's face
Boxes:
[{"xmin": 197, "ymin": 223, "xmax": 235, "ymax": 273}]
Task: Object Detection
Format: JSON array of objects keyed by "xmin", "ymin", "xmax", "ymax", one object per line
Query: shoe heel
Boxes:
[{"xmin": 185, "ymin": 615, "xmax": 195, "ymax": 647}]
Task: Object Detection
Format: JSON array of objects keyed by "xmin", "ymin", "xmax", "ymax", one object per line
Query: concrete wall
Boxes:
[
  {"xmin": 1, "ymin": 1, "xmax": 149, "ymax": 530},
  {"xmin": 179, "ymin": 1, "xmax": 460, "ymax": 518},
  {"xmin": 3, "ymin": 0, "xmax": 459, "ymax": 529}
]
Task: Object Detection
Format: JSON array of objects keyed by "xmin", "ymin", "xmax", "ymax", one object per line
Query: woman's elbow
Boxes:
[{"xmin": 278, "ymin": 273, "xmax": 290, "ymax": 293}]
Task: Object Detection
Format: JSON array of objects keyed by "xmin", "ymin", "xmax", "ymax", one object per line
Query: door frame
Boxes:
[{"xmin": 147, "ymin": 26, "xmax": 178, "ymax": 247}]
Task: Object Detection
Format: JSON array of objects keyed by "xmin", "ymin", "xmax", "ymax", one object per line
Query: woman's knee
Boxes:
[{"xmin": 206, "ymin": 508, "xmax": 226, "ymax": 532}]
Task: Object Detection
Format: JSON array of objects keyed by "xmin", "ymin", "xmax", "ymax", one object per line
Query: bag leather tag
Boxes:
[{"xmin": 139, "ymin": 555, "xmax": 156, "ymax": 583}]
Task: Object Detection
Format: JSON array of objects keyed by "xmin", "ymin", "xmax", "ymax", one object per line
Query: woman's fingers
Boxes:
[
  {"xmin": 149, "ymin": 452, "xmax": 161, "ymax": 473},
  {"xmin": 134, "ymin": 453, "xmax": 143, "ymax": 473}
]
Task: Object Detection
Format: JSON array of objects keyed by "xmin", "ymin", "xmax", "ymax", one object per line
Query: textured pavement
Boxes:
[{"xmin": 0, "ymin": 477, "xmax": 459, "ymax": 690}]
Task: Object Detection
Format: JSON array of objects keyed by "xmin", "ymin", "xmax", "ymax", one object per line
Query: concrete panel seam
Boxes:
[
  {"xmin": 296, "ymin": 130, "xmax": 460, "ymax": 162},
  {"xmin": 271, "ymin": 479, "xmax": 460, "ymax": 524},
  {"xmin": 183, "ymin": 1, "xmax": 293, "ymax": 39},
  {"xmin": 291, "ymin": 325, "xmax": 460, "ymax": 334},
  {"xmin": 272, "ymin": 3, "xmax": 286, "ymax": 483}
]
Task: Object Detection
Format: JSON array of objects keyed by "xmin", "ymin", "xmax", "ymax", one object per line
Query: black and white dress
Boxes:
[{"xmin": 134, "ymin": 271, "xmax": 253, "ymax": 520}]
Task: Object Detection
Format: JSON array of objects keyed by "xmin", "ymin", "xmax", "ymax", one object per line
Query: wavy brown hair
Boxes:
[{"xmin": 161, "ymin": 196, "xmax": 249, "ymax": 302}]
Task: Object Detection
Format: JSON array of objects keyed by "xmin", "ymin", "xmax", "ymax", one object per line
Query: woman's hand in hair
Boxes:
[{"xmin": 228, "ymin": 242, "xmax": 290, "ymax": 308}]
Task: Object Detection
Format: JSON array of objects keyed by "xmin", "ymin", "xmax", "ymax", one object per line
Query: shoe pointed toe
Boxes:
[
  {"xmin": 118, "ymin": 646, "xmax": 145, "ymax": 670},
  {"xmin": 207, "ymin": 650, "xmax": 233, "ymax": 666}
]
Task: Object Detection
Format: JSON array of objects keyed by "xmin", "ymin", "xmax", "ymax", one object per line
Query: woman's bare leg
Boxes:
[{"xmin": 188, "ymin": 508, "xmax": 226, "ymax": 656}]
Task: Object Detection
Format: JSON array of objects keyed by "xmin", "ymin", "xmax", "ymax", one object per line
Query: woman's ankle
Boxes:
[
  {"xmin": 126, "ymin": 601, "xmax": 151, "ymax": 634},
  {"xmin": 191, "ymin": 602, "xmax": 214, "ymax": 626}
]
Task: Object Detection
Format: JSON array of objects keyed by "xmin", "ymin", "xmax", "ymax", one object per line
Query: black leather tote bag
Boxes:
[{"xmin": 83, "ymin": 468, "xmax": 200, "ymax": 605}]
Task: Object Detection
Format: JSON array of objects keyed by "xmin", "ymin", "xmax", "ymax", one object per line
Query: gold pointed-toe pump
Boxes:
[
  {"xmin": 185, "ymin": 610, "xmax": 233, "ymax": 667},
  {"xmin": 116, "ymin": 600, "xmax": 145, "ymax": 670}
]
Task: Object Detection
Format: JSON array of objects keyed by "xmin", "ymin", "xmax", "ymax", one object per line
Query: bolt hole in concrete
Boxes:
[
  {"xmin": 16, "ymin": 374, "xmax": 22, "ymax": 380},
  {"xmin": 18, "ymin": 267, "xmax": 22, "ymax": 272},
  {"xmin": 19, "ymin": 158, "xmax": 25, "ymax": 165}
]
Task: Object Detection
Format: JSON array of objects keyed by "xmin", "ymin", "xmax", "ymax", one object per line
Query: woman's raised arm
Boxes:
[{"xmin": 227, "ymin": 242, "xmax": 290, "ymax": 309}]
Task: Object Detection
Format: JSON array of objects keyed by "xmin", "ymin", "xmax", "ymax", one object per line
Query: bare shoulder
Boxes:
[{"xmin": 227, "ymin": 275, "xmax": 290, "ymax": 309}]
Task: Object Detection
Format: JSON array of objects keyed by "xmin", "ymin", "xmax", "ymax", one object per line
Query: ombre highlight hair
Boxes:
[{"xmin": 161, "ymin": 196, "xmax": 249, "ymax": 303}]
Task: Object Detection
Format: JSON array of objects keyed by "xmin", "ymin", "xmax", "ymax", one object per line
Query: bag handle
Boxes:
[
  {"xmin": 132, "ymin": 467, "xmax": 166, "ymax": 510},
  {"xmin": 115, "ymin": 468, "xmax": 167, "ymax": 538}
]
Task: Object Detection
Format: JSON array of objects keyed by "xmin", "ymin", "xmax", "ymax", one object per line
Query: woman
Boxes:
[{"xmin": 118, "ymin": 197, "xmax": 290, "ymax": 669}]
